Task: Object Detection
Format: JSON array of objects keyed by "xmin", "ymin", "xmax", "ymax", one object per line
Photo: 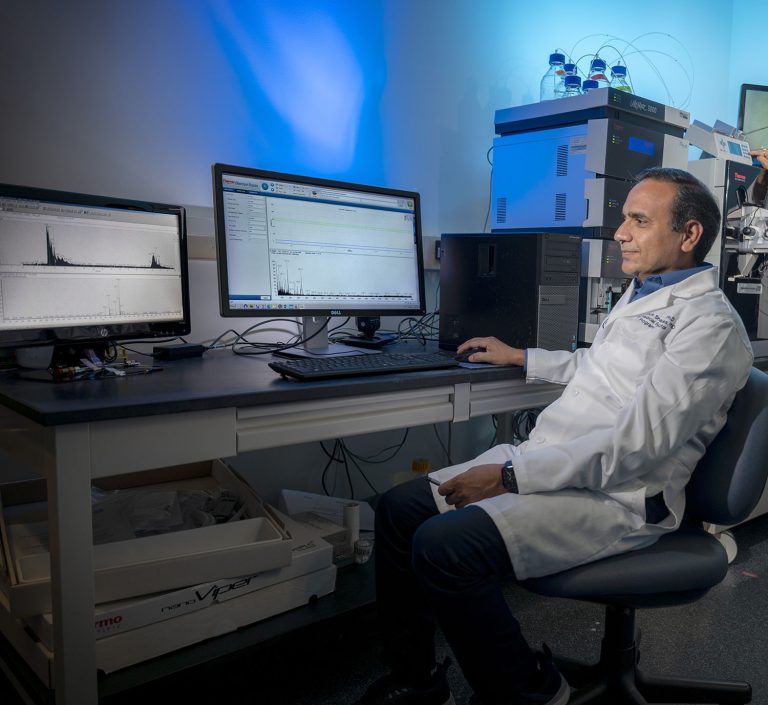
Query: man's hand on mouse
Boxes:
[
  {"xmin": 456, "ymin": 337, "xmax": 526, "ymax": 366},
  {"xmin": 437, "ymin": 464, "xmax": 508, "ymax": 508}
]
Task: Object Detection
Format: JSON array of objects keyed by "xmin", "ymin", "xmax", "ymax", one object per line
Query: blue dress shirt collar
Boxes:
[{"xmin": 630, "ymin": 263, "xmax": 713, "ymax": 302}]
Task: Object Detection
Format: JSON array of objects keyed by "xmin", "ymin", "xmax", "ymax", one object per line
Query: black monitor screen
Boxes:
[
  {"xmin": 212, "ymin": 164, "xmax": 426, "ymax": 320},
  {"xmin": 0, "ymin": 184, "xmax": 191, "ymax": 351},
  {"xmin": 738, "ymin": 83, "xmax": 768, "ymax": 150}
]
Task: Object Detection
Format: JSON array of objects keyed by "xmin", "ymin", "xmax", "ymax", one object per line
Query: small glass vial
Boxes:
[
  {"xmin": 562, "ymin": 75, "xmax": 582, "ymax": 97},
  {"xmin": 610, "ymin": 64, "xmax": 632, "ymax": 92},
  {"xmin": 588, "ymin": 58, "xmax": 611, "ymax": 89}
]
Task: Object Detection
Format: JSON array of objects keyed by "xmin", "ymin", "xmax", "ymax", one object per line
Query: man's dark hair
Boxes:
[{"xmin": 634, "ymin": 167, "xmax": 721, "ymax": 263}]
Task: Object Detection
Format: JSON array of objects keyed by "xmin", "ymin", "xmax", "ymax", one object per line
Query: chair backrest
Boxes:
[{"xmin": 686, "ymin": 367, "xmax": 768, "ymax": 526}]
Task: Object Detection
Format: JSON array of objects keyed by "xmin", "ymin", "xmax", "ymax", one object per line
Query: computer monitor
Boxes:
[
  {"xmin": 738, "ymin": 83, "xmax": 768, "ymax": 151},
  {"xmin": 212, "ymin": 163, "xmax": 426, "ymax": 355},
  {"xmin": 0, "ymin": 183, "xmax": 191, "ymax": 366}
]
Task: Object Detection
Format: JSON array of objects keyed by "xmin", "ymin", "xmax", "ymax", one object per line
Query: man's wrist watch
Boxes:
[{"xmin": 501, "ymin": 460, "xmax": 518, "ymax": 493}]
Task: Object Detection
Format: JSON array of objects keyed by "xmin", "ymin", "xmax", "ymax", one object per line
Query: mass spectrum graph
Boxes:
[
  {"xmin": 1, "ymin": 274, "xmax": 183, "ymax": 325},
  {"xmin": 42, "ymin": 226, "xmax": 173, "ymax": 269},
  {"xmin": 0, "ymin": 220, "xmax": 180, "ymax": 272},
  {"xmin": 270, "ymin": 255, "xmax": 415, "ymax": 300},
  {"xmin": 0, "ymin": 216, "xmax": 184, "ymax": 329}
]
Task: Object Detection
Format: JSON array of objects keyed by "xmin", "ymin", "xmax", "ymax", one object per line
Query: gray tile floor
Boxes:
[{"xmin": 3, "ymin": 512, "xmax": 768, "ymax": 704}]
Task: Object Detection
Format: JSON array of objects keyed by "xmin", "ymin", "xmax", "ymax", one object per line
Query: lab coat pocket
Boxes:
[{"xmin": 602, "ymin": 322, "xmax": 664, "ymax": 398}]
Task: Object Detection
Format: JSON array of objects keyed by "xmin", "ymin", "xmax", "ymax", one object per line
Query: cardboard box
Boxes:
[
  {"xmin": 0, "ymin": 565, "xmax": 337, "ymax": 685},
  {"xmin": 290, "ymin": 511, "xmax": 350, "ymax": 561},
  {"xmin": 278, "ymin": 489, "xmax": 375, "ymax": 530},
  {"xmin": 27, "ymin": 511, "xmax": 333, "ymax": 645},
  {"xmin": 93, "ymin": 564, "xmax": 337, "ymax": 673},
  {"xmin": 0, "ymin": 460, "xmax": 293, "ymax": 616}
]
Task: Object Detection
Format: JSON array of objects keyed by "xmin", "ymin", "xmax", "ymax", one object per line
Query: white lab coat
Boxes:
[{"xmin": 431, "ymin": 267, "xmax": 754, "ymax": 579}]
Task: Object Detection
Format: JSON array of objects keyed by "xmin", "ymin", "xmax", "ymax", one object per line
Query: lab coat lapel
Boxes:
[
  {"xmin": 606, "ymin": 268, "xmax": 718, "ymax": 324},
  {"xmin": 609, "ymin": 287, "xmax": 675, "ymax": 321}
]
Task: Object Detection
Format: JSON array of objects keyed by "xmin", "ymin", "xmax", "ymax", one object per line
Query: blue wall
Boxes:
[{"xmin": 0, "ymin": 0, "xmax": 758, "ymax": 239}]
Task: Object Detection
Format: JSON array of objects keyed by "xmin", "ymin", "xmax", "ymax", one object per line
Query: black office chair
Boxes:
[{"xmin": 521, "ymin": 367, "xmax": 768, "ymax": 704}]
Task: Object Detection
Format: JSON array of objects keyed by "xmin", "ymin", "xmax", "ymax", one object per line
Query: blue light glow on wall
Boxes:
[
  {"xmin": 205, "ymin": 0, "xmax": 386, "ymax": 181},
  {"xmin": 0, "ymin": 0, "xmax": 755, "ymax": 219}
]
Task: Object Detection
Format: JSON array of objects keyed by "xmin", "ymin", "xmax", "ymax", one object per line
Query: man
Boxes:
[{"xmin": 353, "ymin": 168, "xmax": 753, "ymax": 705}]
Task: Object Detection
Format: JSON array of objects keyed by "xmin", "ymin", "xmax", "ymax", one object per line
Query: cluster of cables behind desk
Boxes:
[
  {"xmin": 198, "ymin": 309, "xmax": 442, "ymax": 357},
  {"xmin": 319, "ymin": 431, "xmax": 411, "ymax": 498},
  {"xmin": 507, "ymin": 408, "xmax": 543, "ymax": 445}
]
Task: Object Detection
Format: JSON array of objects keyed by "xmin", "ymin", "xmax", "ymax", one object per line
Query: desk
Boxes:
[{"xmin": 0, "ymin": 350, "xmax": 562, "ymax": 704}]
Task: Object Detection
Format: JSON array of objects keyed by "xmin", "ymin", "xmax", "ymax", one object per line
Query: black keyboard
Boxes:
[{"xmin": 269, "ymin": 351, "xmax": 459, "ymax": 381}]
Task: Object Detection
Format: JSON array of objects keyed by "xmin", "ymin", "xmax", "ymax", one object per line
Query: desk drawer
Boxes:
[
  {"xmin": 89, "ymin": 408, "xmax": 237, "ymax": 477},
  {"xmin": 470, "ymin": 379, "xmax": 562, "ymax": 418},
  {"xmin": 237, "ymin": 387, "xmax": 455, "ymax": 452}
]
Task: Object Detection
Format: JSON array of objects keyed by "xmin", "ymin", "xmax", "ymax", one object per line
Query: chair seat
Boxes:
[{"xmin": 521, "ymin": 525, "xmax": 728, "ymax": 608}]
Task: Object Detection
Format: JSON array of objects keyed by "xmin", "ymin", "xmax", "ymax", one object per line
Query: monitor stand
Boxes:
[
  {"xmin": 273, "ymin": 316, "xmax": 381, "ymax": 359},
  {"xmin": 14, "ymin": 345, "xmax": 56, "ymax": 370},
  {"xmin": 336, "ymin": 332, "xmax": 398, "ymax": 349}
]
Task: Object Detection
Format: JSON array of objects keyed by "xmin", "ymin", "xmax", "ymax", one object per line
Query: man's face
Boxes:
[{"xmin": 614, "ymin": 178, "xmax": 693, "ymax": 281}]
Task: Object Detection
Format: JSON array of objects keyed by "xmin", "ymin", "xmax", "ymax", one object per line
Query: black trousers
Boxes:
[{"xmin": 374, "ymin": 476, "xmax": 539, "ymax": 702}]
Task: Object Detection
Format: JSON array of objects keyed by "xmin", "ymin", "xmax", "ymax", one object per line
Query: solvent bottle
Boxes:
[
  {"xmin": 539, "ymin": 52, "xmax": 566, "ymax": 101},
  {"xmin": 562, "ymin": 75, "xmax": 582, "ymax": 97},
  {"xmin": 588, "ymin": 58, "xmax": 611, "ymax": 89},
  {"xmin": 610, "ymin": 64, "xmax": 632, "ymax": 92}
]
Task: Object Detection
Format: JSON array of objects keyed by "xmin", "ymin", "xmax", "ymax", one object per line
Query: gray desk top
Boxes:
[{"xmin": 0, "ymin": 349, "xmax": 525, "ymax": 427}]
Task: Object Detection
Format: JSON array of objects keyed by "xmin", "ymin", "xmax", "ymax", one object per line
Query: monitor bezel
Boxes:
[
  {"xmin": 211, "ymin": 163, "xmax": 427, "ymax": 320},
  {"xmin": 0, "ymin": 182, "xmax": 192, "ymax": 350}
]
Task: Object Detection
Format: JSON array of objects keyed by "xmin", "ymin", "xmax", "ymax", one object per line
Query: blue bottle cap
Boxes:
[
  {"xmin": 564, "ymin": 75, "xmax": 582, "ymax": 88},
  {"xmin": 590, "ymin": 57, "xmax": 607, "ymax": 71},
  {"xmin": 549, "ymin": 53, "xmax": 565, "ymax": 64},
  {"xmin": 582, "ymin": 79, "xmax": 599, "ymax": 91},
  {"xmin": 563, "ymin": 63, "xmax": 576, "ymax": 74},
  {"xmin": 611, "ymin": 64, "xmax": 627, "ymax": 76}
]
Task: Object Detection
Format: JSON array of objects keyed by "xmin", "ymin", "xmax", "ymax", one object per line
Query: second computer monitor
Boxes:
[{"xmin": 212, "ymin": 164, "xmax": 426, "ymax": 353}]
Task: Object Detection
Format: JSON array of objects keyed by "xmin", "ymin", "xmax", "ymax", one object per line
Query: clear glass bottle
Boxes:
[
  {"xmin": 562, "ymin": 75, "xmax": 582, "ymax": 97},
  {"xmin": 588, "ymin": 58, "xmax": 610, "ymax": 89},
  {"xmin": 610, "ymin": 64, "xmax": 632, "ymax": 92},
  {"xmin": 539, "ymin": 52, "xmax": 566, "ymax": 101},
  {"xmin": 560, "ymin": 63, "xmax": 577, "ymax": 99}
]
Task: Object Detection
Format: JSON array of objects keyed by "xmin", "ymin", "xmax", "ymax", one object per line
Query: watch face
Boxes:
[{"xmin": 501, "ymin": 461, "xmax": 517, "ymax": 492}]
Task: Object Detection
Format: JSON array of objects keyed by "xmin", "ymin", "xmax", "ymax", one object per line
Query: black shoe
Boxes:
[
  {"xmin": 469, "ymin": 645, "xmax": 569, "ymax": 705},
  {"xmin": 353, "ymin": 657, "xmax": 455, "ymax": 704}
]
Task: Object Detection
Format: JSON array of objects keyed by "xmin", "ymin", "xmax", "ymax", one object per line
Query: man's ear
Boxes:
[{"xmin": 680, "ymin": 219, "xmax": 704, "ymax": 254}]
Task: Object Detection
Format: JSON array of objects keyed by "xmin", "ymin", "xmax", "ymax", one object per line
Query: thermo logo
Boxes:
[{"xmin": 95, "ymin": 615, "xmax": 123, "ymax": 629}]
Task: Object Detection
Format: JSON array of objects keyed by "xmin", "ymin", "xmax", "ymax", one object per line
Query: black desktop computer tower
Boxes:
[{"xmin": 438, "ymin": 232, "xmax": 581, "ymax": 351}]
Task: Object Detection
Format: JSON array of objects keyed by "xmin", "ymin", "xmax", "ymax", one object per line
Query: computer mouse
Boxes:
[{"xmin": 454, "ymin": 346, "xmax": 487, "ymax": 363}]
